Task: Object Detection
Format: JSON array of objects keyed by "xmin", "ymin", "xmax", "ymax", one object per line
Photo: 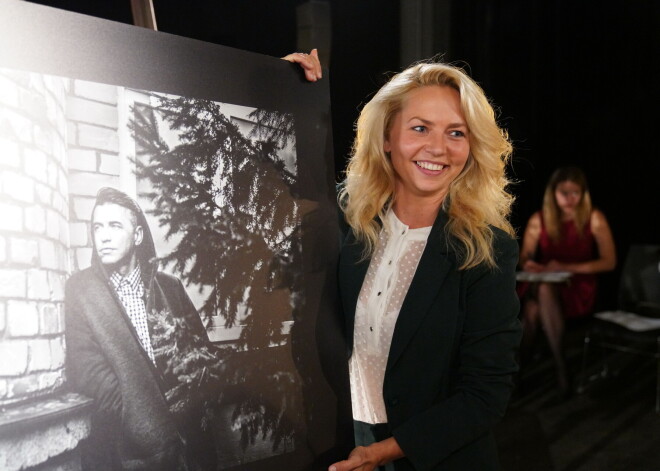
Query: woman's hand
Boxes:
[
  {"xmin": 329, "ymin": 446, "xmax": 379, "ymax": 471},
  {"xmin": 545, "ymin": 260, "xmax": 567, "ymax": 272},
  {"xmin": 522, "ymin": 259, "xmax": 545, "ymax": 273},
  {"xmin": 281, "ymin": 48, "xmax": 322, "ymax": 82},
  {"xmin": 329, "ymin": 438, "xmax": 404, "ymax": 471}
]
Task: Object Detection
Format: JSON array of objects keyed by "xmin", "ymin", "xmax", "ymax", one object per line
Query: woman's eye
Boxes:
[
  {"xmin": 412, "ymin": 125, "xmax": 427, "ymax": 133},
  {"xmin": 449, "ymin": 130, "xmax": 466, "ymax": 137}
]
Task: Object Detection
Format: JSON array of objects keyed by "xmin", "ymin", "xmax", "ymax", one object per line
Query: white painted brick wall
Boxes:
[
  {"xmin": 0, "ymin": 203, "xmax": 22, "ymax": 232},
  {"xmin": 67, "ymin": 148, "xmax": 97, "ymax": 172},
  {"xmin": 8, "ymin": 373, "xmax": 41, "ymax": 398},
  {"xmin": 50, "ymin": 337, "xmax": 65, "ymax": 369},
  {"xmin": 34, "ymin": 183, "xmax": 52, "ymax": 207},
  {"xmin": 0, "ymin": 341, "xmax": 28, "ymax": 376},
  {"xmin": 39, "ymin": 304, "xmax": 61, "ymax": 336},
  {"xmin": 0, "ymin": 302, "xmax": 5, "ymax": 333},
  {"xmin": 52, "ymin": 192, "xmax": 68, "ymax": 218},
  {"xmin": 69, "ymin": 222, "xmax": 88, "ymax": 248},
  {"xmin": 57, "ymin": 167, "xmax": 68, "ymax": 196},
  {"xmin": 46, "ymin": 159, "xmax": 59, "ymax": 188},
  {"xmin": 27, "ymin": 339, "xmax": 51, "ymax": 372},
  {"xmin": 0, "ymin": 269, "xmax": 26, "ymax": 298},
  {"xmin": 0, "ymin": 74, "xmax": 19, "ymax": 107},
  {"xmin": 0, "ymin": 137, "xmax": 20, "ymax": 168},
  {"xmin": 67, "ymin": 96, "xmax": 118, "ymax": 128},
  {"xmin": 37, "ymin": 370, "xmax": 63, "ymax": 391},
  {"xmin": 74, "ymin": 79, "xmax": 118, "ymax": 104},
  {"xmin": 26, "ymin": 270, "xmax": 51, "ymax": 301},
  {"xmin": 71, "ymin": 197, "xmax": 95, "ymax": 222},
  {"xmin": 6, "ymin": 300, "xmax": 39, "ymax": 337},
  {"xmin": 45, "ymin": 209, "xmax": 60, "ymax": 240},
  {"xmin": 1, "ymin": 73, "xmax": 69, "ymax": 405},
  {"xmin": 23, "ymin": 148, "xmax": 48, "ymax": 183},
  {"xmin": 48, "ymin": 273, "xmax": 65, "ymax": 303},
  {"xmin": 2, "ymin": 171, "xmax": 35, "ymax": 203},
  {"xmin": 24, "ymin": 205, "xmax": 46, "ymax": 235},
  {"xmin": 99, "ymin": 153, "xmax": 120, "ymax": 175},
  {"xmin": 77, "ymin": 123, "xmax": 119, "ymax": 152},
  {"xmin": 9, "ymin": 237, "xmax": 38, "ymax": 266},
  {"xmin": 37, "ymin": 239, "xmax": 57, "ymax": 270},
  {"xmin": 2, "ymin": 108, "xmax": 32, "ymax": 143},
  {"xmin": 69, "ymin": 171, "xmax": 119, "ymax": 197}
]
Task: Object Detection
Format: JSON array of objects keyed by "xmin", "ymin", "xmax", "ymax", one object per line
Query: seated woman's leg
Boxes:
[
  {"xmin": 521, "ymin": 296, "xmax": 540, "ymax": 354},
  {"xmin": 536, "ymin": 282, "xmax": 569, "ymax": 393}
]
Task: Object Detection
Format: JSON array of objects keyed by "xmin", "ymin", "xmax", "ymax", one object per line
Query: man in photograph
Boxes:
[{"xmin": 65, "ymin": 187, "xmax": 220, "ymax": 471}]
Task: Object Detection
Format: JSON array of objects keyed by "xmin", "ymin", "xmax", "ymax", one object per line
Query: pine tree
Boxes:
[{"xmin": 131, "ymin": 95, "xmax": 305, "ymax": 453}]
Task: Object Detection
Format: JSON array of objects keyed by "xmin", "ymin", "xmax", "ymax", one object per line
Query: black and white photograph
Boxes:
[{"xmin": 0, "ymin": 2, "xmax": 350, "ymax": 470}]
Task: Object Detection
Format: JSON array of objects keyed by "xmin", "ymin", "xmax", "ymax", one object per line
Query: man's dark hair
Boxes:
[{"xmin": 93, "ymin": 187, "xmax": 141, "ymax": 227}]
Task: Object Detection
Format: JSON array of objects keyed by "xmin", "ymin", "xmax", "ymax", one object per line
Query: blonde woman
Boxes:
[
  {"xmin": 519, "ymin": 166, "xmax": 616, "ymax": 395},
  {"xmin": 286, "ymin": 52, "xmax": 521, "ymax": 471}
]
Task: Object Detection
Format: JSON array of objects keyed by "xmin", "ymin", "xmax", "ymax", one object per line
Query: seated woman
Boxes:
[{"xmin": 519, "ymin": 166, "xmax": 616, "ymax": 395}]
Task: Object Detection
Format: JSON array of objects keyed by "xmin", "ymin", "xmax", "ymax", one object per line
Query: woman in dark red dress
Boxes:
[{"xmin": 519, "ymin": 167, "xmax": 616, "ymax": 395}]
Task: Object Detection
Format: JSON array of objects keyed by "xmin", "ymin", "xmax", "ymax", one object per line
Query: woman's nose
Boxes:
[{"xmin": 425, "ymin": 133, "xmax": 446, "ymax": 156}]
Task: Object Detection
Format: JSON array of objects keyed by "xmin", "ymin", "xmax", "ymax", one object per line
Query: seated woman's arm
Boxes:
[{"xmin": 520, "ymin": 212, "xmax": 545, "ymax": 272}]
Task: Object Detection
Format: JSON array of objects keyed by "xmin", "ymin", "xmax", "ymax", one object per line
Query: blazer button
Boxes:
[{"xmin": 388, "ymin": 397, "xmax": 399, "ymax": 407}]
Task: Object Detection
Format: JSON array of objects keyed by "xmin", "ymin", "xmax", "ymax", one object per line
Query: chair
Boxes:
[{"xmin": 577, "ymin": 244, "xmax": 660, "ymax": 412}]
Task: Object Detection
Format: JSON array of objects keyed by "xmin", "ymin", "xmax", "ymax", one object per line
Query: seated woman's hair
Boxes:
[
  {"xmin": 339, "ymin": 61, "xmax": 514, "ymax": 269},
  {"xmin": 542, "ymin": 166, "xmax": 593, "ymax": 242}
]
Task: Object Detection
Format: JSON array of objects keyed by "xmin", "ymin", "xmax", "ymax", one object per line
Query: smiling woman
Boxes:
[
  {"xmin": 384, "ymin": 85, "xmax": 470, "ymax": 227},
  {"xmin": 284, "ymin": 55, "xmax": 521, "ymax": 471},
  {"xmin": 332, "ymin": 61, "xmax": 520, "ymax": 471}
]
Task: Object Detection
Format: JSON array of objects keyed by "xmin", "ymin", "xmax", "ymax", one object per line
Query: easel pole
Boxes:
[{"xmin": 131, "ymin": 0, "xmax": 158, "ymax": 30}]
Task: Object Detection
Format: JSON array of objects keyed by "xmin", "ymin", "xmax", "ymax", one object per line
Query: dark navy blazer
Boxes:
[{"xmin": 339, "ymin": 210, "xmax": 521, "ymax": 471}]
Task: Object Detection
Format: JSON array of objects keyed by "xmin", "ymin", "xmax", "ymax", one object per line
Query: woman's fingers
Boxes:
[
  {"xmin": 328, "ymin": 446, "xmax": 376, "ymax": 471},
  {"xmin": 282, "ymin": 48, "xmax": 322, "ymax": 82}
]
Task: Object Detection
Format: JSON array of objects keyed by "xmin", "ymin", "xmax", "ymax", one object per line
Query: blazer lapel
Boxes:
[{"xmin": 386, "ymin": 211, "xmax": 455, "ymax": 372}]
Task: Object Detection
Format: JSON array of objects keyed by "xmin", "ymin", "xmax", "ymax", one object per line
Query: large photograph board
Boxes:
[{"xmin": 0, "ymin": 1, "xmax": 351, "ymax": 470}]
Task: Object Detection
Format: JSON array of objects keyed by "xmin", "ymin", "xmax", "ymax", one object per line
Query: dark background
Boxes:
[{"xmin": 26, "ymin": 0, "xmax": 660, "ymax": 307}]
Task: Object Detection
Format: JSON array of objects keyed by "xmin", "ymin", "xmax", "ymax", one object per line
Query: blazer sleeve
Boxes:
[
  {"xmin": 65, "ymin": 278, "xmax": 122, "ymax": 423},
  {"xmin": 392, "ymin": 232, "xmax": 521, "ymax": 470}
]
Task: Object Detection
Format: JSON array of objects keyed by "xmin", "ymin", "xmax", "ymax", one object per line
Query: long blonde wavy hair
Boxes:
[
  {"xmin": 542, "ymin": 166, "xmax": 592, "ymax": 243},
  {"xmin": 338, "ymin": 61, "xmax": 514, "ymax": 269}
]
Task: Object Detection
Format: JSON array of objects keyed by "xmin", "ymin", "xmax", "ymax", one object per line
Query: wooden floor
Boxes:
[{"xmin": 496, "ymin": 321, "xmax": 660, "ymax": 471}]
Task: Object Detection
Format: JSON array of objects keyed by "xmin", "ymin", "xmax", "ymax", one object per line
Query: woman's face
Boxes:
[
  {"xmin": 385, "ymin": 85, "xmax": 470, "ymax": 205},
  {"xmin": 554, "ymin": 180, "xmax": 583, "ymax": 213}
]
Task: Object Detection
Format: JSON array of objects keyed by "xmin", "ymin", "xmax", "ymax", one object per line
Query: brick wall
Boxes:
[
  {"xmin": 0, "ymin": 71, "xmax": 69, "ymax": 406},
  {"xmin": 67, "ymin": 79, "xmax": 121, "ymax": 272}
]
